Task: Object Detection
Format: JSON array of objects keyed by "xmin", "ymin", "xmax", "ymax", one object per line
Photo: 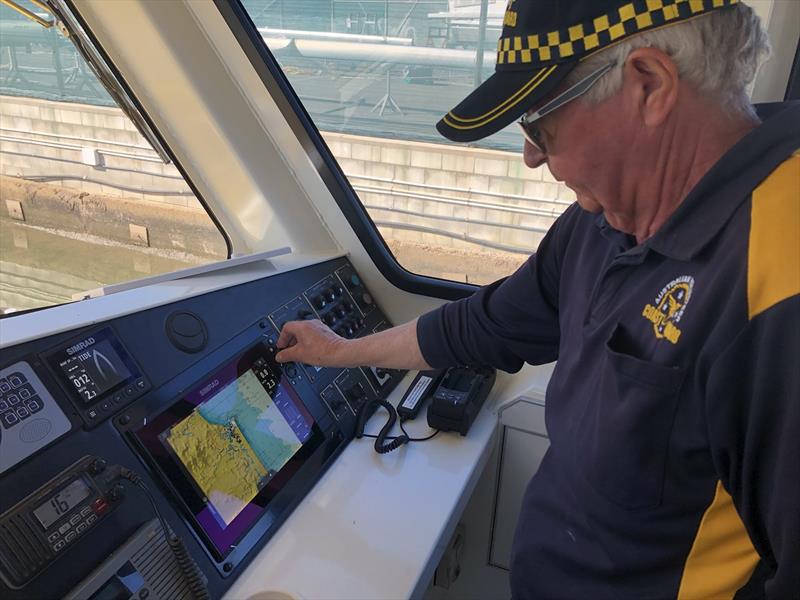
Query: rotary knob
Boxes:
[
  {"xmin": 89, "ymin": 458, "xmax": 107, "ymax": 475},
  {"xmin": 108, "ymin": 483, "xmax": 125, "ymax": 502}
]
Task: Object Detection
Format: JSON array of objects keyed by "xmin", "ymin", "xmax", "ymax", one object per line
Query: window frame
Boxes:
[
  {"xmin": 27, "ymin": 0, "xmax": 234, "ymax": 262},
  {"xmin": 214, "ymin": 0, "xmax": 477, "ymax": 301},
  {"xmin": 0, "ymin": 0, "xmax": 233, "ymax": 317},
  {"xmin": 787, "ymin": 37, "xmax": 800, "ymax": 101}
]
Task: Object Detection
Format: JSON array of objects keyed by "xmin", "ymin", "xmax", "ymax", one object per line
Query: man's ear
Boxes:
[{"xmin": 622, "ymin": 47, "xmax": 679, "ymax": 127}]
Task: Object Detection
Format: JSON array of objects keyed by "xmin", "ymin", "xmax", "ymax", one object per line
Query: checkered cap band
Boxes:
[{"xmin": 497, "ymin": 0, "xmax": 739, "ymax": 67}]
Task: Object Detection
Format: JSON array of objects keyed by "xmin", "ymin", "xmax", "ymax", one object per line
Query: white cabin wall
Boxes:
[{"xmin": 749, "ymin": 0, "xmax": 799, "ymax": 103}]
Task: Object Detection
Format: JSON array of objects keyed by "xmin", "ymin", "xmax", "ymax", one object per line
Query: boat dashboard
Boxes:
[{"xmin": 0, "ymin": 255, "xmax": 496, "ymax": 599}]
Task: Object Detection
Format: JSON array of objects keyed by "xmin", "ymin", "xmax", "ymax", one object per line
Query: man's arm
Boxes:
[{"xmin": 275, "ymin": 318, "xmax": 431, "ymax": 371}]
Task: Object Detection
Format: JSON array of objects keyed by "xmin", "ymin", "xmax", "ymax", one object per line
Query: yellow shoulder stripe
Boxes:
[
  {"xmin": 677, "ymin": 480, "xmax": 760, "ymax": 600},
  {"xmin": 747, "ymin": 152, "xmax": 800, "ymax": 320}
]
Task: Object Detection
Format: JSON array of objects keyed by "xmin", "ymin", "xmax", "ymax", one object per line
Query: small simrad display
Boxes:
[
  {"xmin": 46, "ymin": 327, "xmax": 140, "ymax": 405},
  {"xmin": 133, "ymin": 342, "xmax": 325, "ymax": 559}
]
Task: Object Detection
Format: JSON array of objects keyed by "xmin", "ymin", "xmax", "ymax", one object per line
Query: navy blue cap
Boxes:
[{"xmin": 437, "ymin": 0, "xmax": 740, "ymax": 142}]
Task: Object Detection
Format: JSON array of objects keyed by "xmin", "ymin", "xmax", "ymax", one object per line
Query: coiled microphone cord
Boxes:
[{"xmin": 356, "ymin": 399, "xmax": 439, "ymax": 453}]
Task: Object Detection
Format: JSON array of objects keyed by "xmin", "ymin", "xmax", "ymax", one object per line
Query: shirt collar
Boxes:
[{"xmin": 644, "ymin": 101, "xmax": 800, "ymax": 261}]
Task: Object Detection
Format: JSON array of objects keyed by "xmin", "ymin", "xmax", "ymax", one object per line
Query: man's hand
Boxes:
[
  {"xmin": 276, "ymin": 317, "xmax": 430, "ymax": 371},
  {"xmin": 275, "ymin": 319, "xmax": 347, "ymax": 366}
]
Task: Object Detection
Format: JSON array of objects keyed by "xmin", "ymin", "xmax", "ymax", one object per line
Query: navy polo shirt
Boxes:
[{"xmin": 418, "ymin": 102, "xmax": 800, "ymax": 599}]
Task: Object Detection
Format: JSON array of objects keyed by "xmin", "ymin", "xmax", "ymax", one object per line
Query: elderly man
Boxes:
[{"xmin": 277, "ymin": 0, "xmax": 799, "ymax": 597}]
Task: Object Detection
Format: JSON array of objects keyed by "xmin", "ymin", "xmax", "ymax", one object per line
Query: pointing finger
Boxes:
[{"xmin": 276, "ymin": 322, "xmax": 299, "ymax": 349}]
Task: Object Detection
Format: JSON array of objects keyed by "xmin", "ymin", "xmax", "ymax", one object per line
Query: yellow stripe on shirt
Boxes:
[
  {"xmin": 747, "ymin": 152, "xmax": 800, "ymax": 320},
  {"xmin": 677, "ymin": 480, "xmax": 760, "ymax": 600}
]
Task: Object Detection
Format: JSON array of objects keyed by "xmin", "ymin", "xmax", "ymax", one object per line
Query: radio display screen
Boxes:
[
  {"xmin": 46, "ymin": 327, "xmax": 140, "ymax": 405},
  {"xmin": 133, "ymin": 342, "xmax": 325, "ymax": 558},
  {"xmin": 33, "ymin": 478, "xmax": 91, "ymax": 530}
]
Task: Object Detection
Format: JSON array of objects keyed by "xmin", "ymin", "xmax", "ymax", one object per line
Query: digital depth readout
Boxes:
[
  {"xmin": 57, "ymin": 338, "xmax": 132, "ymax": 404},
  {"xmin": 33, "ymin": 479, "xmax": 91, "ymax": 530}
]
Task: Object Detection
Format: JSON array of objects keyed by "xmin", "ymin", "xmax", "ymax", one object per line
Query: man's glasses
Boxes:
[{"xmin": 518, "ymin": 61, "xmax": 616, "ymax": 154}]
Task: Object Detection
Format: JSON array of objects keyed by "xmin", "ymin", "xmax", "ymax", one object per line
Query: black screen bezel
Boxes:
[{"xmin": 132, "ymin": 342, "xmax": 326, "ymax": 560}]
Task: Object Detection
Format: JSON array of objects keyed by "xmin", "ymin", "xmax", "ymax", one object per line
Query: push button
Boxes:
[
  {"xmin": 25, "ymin": 397, "xmax": 43, "ymax": 414},
  {"xmin": 1, "ymin": 412, "xmax": 19, "ymax": 428}
]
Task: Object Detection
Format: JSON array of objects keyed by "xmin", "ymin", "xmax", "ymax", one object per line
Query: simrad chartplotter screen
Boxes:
[{"xmin": 134, "ymin": 343, "xmax": 324, "ymax": 557}]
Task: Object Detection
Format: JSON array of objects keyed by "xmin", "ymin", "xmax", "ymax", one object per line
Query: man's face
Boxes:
[{"xmin": 523, "ymin": 90, "xmax": 631, "ymax": 217}]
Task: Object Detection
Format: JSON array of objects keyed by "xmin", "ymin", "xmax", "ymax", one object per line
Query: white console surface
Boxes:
[{"xmin": 224, "ymin": 371, "xmax": 500, "ymax": 600}]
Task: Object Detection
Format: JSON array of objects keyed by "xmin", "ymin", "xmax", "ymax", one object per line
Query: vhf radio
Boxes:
[{"xmin": 0, "ymin": 456, "xmax": 125, "ymax": 589}]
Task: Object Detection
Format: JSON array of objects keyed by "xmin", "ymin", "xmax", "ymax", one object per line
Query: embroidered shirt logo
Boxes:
[{"xmin": 641, "ymin": 275, "xmax": 694, "ymax": 344}]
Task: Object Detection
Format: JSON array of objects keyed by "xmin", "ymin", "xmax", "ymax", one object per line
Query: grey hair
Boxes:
[{"xmin": 565, "ymin": 3, "xmax": 771, "ymax": 118}]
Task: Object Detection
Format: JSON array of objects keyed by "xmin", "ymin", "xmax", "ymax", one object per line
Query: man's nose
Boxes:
[{"xmin": 523, "ymin": 139, "xmax": 547, "ymax": 169}]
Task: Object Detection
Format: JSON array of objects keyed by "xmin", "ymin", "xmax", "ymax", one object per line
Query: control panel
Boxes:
[
  {"xmin": 267, "ymin": 263, "xmax": 403, "ymax": 425},
  {"xmin": 0, "ymin": 257, "xmax": 404, "ymax": 599}
]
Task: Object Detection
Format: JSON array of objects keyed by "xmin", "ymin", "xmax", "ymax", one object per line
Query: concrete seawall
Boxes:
[{"xmin": 1, "ymin": 96, "xmax": 574, "ymax": 258}]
